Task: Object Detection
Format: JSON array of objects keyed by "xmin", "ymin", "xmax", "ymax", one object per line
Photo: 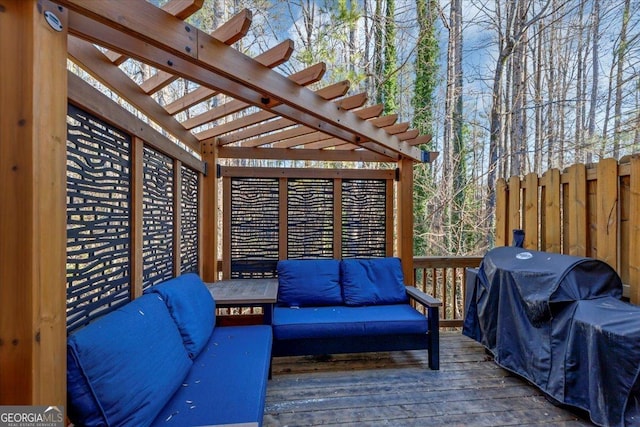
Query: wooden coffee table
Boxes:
[{"xmin": 206, "ymin": 278, "xmax": 278, "ymax": 324}]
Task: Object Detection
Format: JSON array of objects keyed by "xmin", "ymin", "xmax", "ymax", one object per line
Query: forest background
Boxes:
[{"xmin": 150, "ymin": 0, "xmax": 640, "ymax": 257}]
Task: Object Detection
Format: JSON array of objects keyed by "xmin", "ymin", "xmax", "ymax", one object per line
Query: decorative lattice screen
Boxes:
[
  {"xmin": 287, "ymin": 179, "xmax": 334, "ymax": 259},
  {"xmin": 142, "ymin": 147, "xmax": 174, "ymax": 288},
  {"xmin": 181, "ymin": 165, "xmax": 199, "ymax": 274},
  {"xmin": 230, "ymin": 178, "xmax": 280, "ymax": 278},
  {"xmin": 226, "ymin": 173, "xmax": 390, "ymax": 277},
  {"xmin": 66, "ymin": 104, "xmax": 131, "ymax": 332},
  {"xmin": 342, "ymin": 179, "xmax": 387, "ymax": 258}
]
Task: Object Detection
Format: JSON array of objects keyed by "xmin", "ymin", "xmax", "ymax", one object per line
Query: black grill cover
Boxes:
[{"xmin": 463, "ymin": 246, "xmax": 640, "ymax": 426}]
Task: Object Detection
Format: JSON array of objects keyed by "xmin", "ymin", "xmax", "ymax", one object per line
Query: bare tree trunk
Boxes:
[
  {"xmin": 363, "ymin": 0, "xmax": 371, "ymax": 96},
  {"xmin": 575, "ymin": 0, "xmax": 585, "ymax": 163},
  {"xmin": 614, "ymin": 0, "xmax": 631, "ymax": 158},
  {"xmin": 534, "ymin": 20, "xmax": 544, "ymax": 174},
  {"xmin": 510, "ymin": 0, "xmax": 528, "ymax": 176},
  {"xmin": 546, "ymin": 4, "xmax": 556, "ymax": 169},
  {"xmin": 587, "ymin": 0, "xmax": 600, "ymax": 163},
  {"xmin": 601, "ymin": 48, "xmax": 616, "ymax": 158}
]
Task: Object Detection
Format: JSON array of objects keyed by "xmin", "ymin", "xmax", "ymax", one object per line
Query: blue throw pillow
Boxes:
[
  {"xmin": 341, "ymin": 257, "xmax": 409, "ymax": 306},
  {"xmin": 147, "ymin": 273, "xmax": 215, "ymax": 359},
  {"xmin": 67, "ymin": 294, "xmax": 192, "ymax": 427},
  {"xmin": 277, "ymin": 259, "xmax": 343, "ymax": 306}
]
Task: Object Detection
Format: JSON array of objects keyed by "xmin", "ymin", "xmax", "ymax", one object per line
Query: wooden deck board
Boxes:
[{"xmin": 264, "ymin": 332, "xmax": 594, "ymax": 426}]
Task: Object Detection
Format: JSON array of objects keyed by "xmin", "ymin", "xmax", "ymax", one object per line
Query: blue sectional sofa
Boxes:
[
  {"xmin": 271, "ymin": 258, "xmax": 442, "ymax": 370},
  {"xmin": 66, "ymin": 273, "xmax": 272, "ymax": 427}
]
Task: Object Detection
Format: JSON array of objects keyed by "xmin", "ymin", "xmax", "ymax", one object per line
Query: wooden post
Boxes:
[
  {"xmin": 508, "ymin": 176, "xmax": 521, "ymax": 241},
  {"xmin": 385, "ymin": 179, "xmax": 394, "ymax": 257},
  {"xmin": 596, "ymin": 158, "xmax": 618, "ymax": 269},
  {"xmin": 495, "ymin": 178, "xmax": 509, "ymax": 246},
  {"xmin": 0, "ymin": 0, "xmax": 67, "ymax": 405},
  {"xmin": 130, "ymin": 137, "xmax": 144, "ymax": 298},
  {"xmin": 201, "ymin": 140, "xmax": 218, "ymax": 281},
  {"xmin": 221, "ymin": 176, "xmax": 232, "ymax": 279},
  {"xmin": 397, "ymin": 158, "xmax": 414, "ymax": 282},
  {"xmin": 565, "ymin": 164, "xmax": 587, "ymax": 256},
  {"xmin": 629, "ymin": 155, "xmax": 640, "ymax": 304},
  {"xmin": 542, "ymin": 169, "xmax": 561, "ymax": 253},
  {"xmin": 523, "ymin": 173, "xmax": 539, "ymax": 250}
]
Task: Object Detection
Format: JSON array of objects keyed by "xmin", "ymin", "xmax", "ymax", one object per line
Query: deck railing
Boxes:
[{"xmin": 412, "ymin": 256, "xmax": 483, "ymax": 327}]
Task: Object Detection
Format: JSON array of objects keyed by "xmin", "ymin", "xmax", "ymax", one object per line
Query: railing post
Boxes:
[{"xmin": 428, "ymin": 305, "xmax": 440, "ymax": 370}]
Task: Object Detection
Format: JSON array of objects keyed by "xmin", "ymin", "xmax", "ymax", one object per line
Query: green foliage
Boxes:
[
  {"xmin": 380, "ymin": 0, "xmax": 398, "ymax": 114},
  {"xmin": 412, "ymin": 0, "xmax": 439, "ymax": 138},
  {"xmin": 412, "ymin": 0, "xmax": 439, "ymax": 255}
]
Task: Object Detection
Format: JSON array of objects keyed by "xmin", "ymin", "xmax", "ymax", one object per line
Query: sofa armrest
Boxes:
[{"xmin": 405, "ymin": 286, "xmax": 442, "ymax": 308}]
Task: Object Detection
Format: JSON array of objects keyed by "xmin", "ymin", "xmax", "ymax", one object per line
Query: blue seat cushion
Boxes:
[
  {"xmin": 151, "ymin": 325, "xmax": 272, "ymax": 427},
  {"xmin": 341, "ymin": 258, "xmax": 409, "ymax": 306},
  {"xmin": 147, "ymin": 273, "xmax": 215, "ymax": 359},
  {"xmin": 277, "ymin": 259, "xmax": 343, "ymax": 307},
  {"xmin": 272, "ymin": 305, "xmax": 428, "ymax": 340},
  {"xmin": 67, "ymin": 294, "xmax": 192, "ymax": 427}
]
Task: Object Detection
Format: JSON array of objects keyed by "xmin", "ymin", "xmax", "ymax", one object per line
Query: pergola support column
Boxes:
[
  {"xmin": 201, "ymin": 140, "xmax": 218, "ymax": 282},
  {"xmin": 0, "ymin": 0, "xmax": 67, "ymax": 405},
  {"xmin": 397, "ymin": 158, "xmax": 415, "ymax": 282}
]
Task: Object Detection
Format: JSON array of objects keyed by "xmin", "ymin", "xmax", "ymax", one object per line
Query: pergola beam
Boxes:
[
  {"xmin": 104, "ymin": 0, "xmax": 204, "ymax": 65},
  {"xmin": 218, "ymin": 147, "xmax": 395, "ymax": 162},
  {"xmin": 59, "ymin": 0, "xmax": 425, "ymax": 161},
  {"xmin": 140, "ymin": 9, "xmax": 253, "ymax": 95}
]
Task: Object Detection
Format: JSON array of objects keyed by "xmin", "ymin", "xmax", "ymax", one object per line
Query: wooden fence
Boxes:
[{"xmin": 495, "ymin": 156, "xmax": 640, "ymax": 304}]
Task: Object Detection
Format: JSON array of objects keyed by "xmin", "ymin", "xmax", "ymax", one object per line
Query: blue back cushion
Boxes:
[
  {"xmin": 67, "ymin": 294, "xmax": 192, "ymax": 427},
  {"xmin": 147, "ymin": 273, "xmax": 215, "ymax": 359},
  {"xmin": 277, "ymin": 259, "xmax": 343, "ymax": 306},
  {"xmin": 341, "ymin": 257, "xmax": 409, "ymax": 306}
]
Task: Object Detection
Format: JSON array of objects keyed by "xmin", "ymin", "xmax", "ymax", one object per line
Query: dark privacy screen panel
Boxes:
[
  {"xmin": 287, "ymin": 179, "xmax": 334, "ymax": 258},
  {"xmin": 226, "ymin": 174, "xmax": 390, "ymax": 274},
  {"xmin": 66, "ymin": 104, "xmax": 131, "ymax": 333},
  {"xmin": 181, "ymin": 165, "xmax": 199, "ymax": 274},
  {"xmin": 230, "ymin": 178, "xmax": 279, "ymax": 277},
  {"xmin": 142, "ymin": 146, "xmax": 174, "ymax": 288},
  {"xmin": 341, "ymin": 179, "xmax": 387, "ymax": 258}
]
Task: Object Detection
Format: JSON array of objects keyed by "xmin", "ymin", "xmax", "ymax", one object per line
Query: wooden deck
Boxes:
[{"xmin": 264, "ymin": 332, "xmax": 594, "ymax": 426}]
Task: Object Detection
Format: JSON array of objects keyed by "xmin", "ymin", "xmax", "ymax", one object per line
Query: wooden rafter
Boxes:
[
  {"xmin": 182, "ymin": 62, "xmax": 326, "ymax": 130},
  {"xmin": 60, "ymin": 0, "xmax": 425, "ymax": 161},
  {"xmin": 407, "ymin": 135, "xmax": 433, "ymax": 146},
  {"xmin": 234, "ymin": 91, "xmax": 366, "ymax": 147},
  {"xmin": 67, "ymin": 36, "xmax": 200, "ymax": 151},
  {"xmin": 310, "ymin": 125, "xmax": 415, "ymax": 151},
  {"xmin": 232, "ymin": 92, "xmax": 367, "ymax": 148},
  {"xmin": 203, "ymin": 80, "xmax": 349, "ymax": 144},
  {"xmin": 164, "ymin": 39, "xmax": 295, "ymax": 115}
]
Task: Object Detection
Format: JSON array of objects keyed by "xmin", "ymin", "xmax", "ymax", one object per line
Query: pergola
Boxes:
[{"xmin": 0, "ymin": 0, "xmax": 435, "ymax": 407}]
